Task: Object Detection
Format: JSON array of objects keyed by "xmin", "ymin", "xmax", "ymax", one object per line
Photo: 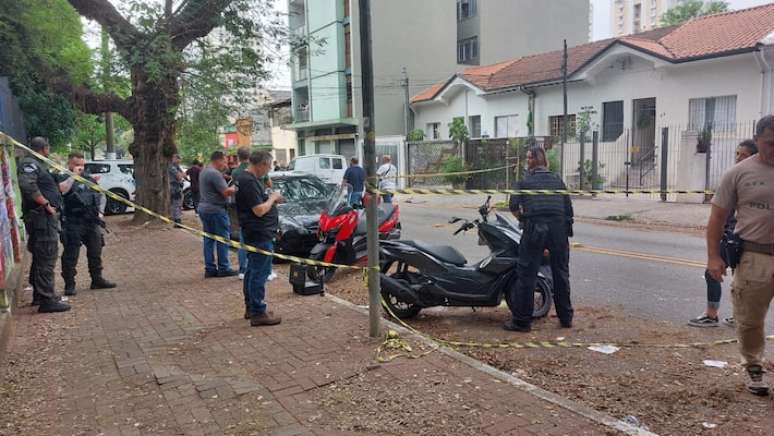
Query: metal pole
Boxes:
[
  {"xmin": 402, "ymin": 67, "xmax": 410, "ymax": 138},
  {"xmin": 660, "ymin": 127, "xmax": 668, "ymax": 202},
  {"xmin": 560, "ymin": 39, "xmax": 568, "ymax": 180},
  {"xmin": 625, "ymin": 129, "xmax": 631, "ymax": 198},
  {"xmin": 704, "ymin": 127, "xmax": 712, "ymax": 204},
  {"xmin": 359, "ymin": 0, "xmax": 381, "ymax": 338},
  {"xmin": 591, "ymin": 131, "xmax": 599, "ymax": 196},
  {"xmin": 578, "ymin": 133, "xmax": 586, "ymax": 190}
]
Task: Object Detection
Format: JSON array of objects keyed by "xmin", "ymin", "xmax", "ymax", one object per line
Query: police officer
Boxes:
[
  {"xmin": 18, "ymin": 137, "xmax": 71, "ymax": 313},
  {"xmin": 505, "ymin": 146, "xmax": 574, "ymax": 332},
  {"xmin": 60, "ymin": 152, "xmax": 116, "ymax": 296}
]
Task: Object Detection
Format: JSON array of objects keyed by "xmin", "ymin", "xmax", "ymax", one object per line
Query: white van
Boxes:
[{"xmin": 287, "ymin": 154, "xmax": 347, "ymax": 185}]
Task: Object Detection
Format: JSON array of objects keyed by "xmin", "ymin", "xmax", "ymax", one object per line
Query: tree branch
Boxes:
[
  {"xmin": 169, "ymin": 0, "xmax": 231, "ymax": 50},
  {"xmin": 67, "ymin": 0, "xmax": 141, "ymax": 52},
  {"xmin": 53, "ymin": 78, "xmax": 133, "ymax": 122}
]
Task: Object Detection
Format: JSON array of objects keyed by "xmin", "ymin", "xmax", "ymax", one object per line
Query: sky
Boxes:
[{"xmin": 591, "ymin": 0, "xmax": 774, "ymax": 40}]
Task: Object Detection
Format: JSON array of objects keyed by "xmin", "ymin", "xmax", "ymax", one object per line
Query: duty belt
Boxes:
[{"xmin": 743, "ymin": 241, "xmax": 774, "ymax": 256}]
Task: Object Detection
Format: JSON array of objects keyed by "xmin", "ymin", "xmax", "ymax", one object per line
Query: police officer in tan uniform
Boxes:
[{"xmin": 708, "ymin": 115, "xmax": 774, "ymax": 397}]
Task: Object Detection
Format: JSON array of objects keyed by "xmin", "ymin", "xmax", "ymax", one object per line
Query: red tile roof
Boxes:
[{"xmin": 413, "ymin": 3, "xmax": 774, "ymax": 103}]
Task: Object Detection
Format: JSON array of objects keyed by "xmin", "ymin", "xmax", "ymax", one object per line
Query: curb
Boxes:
[{"xmin": 326, "ymin": 294, "xmax": 658, "ymax": 436}]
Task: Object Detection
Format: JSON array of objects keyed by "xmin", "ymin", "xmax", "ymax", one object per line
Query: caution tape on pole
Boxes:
[{"xmin": 3, "ymin": 134, "xmax": 374, "ymax": 272}]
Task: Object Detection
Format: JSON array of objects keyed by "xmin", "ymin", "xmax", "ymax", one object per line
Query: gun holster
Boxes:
[{"xmin": 722, "ymin": 233, "xmax": 744, "ymax": 270}]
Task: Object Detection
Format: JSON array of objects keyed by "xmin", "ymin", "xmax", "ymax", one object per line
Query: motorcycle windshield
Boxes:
[{"xmin": 324, "ymin": 183, "xmax": 352, "ymax": 216}]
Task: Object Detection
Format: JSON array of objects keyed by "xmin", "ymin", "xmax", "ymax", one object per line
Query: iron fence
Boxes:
[{"xmin": 0, "ymin": 77, "xmax": 27, "ymax": 143}]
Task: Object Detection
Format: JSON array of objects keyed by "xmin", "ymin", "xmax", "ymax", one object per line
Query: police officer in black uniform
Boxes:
[
  {"xmin": 18, "ymin": 137, "xmax": 71, "ymax": 313},
  {"xmin": 505, "ymin": 146, "xmax": 574, "ymax": 332},
  {"xmin": 60, "ymin": 151, "xmax": 116, "ymax": 296}
]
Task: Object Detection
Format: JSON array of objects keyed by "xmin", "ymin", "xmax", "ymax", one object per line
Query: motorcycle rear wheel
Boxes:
[
  {"xmin": 505, "ymin": 277, "xmax": 553, "ymax": 319},
  {"xmin": 380, "ymin": 260, "xmax": 422, "ymax": 319}
]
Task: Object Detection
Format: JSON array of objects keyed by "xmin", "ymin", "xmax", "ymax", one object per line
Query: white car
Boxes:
[
  {"xmin": 287, "ymin": 154, "xmax": 348, "ymax": 185},
  {"xmin": 84, "ymin": 160, "xmax": 136, "ymax": 215}
]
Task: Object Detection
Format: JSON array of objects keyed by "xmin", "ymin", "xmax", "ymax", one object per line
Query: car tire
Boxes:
[{"xmin": 106, "ymin": 189, "xmax": 129, "ymax": 215}]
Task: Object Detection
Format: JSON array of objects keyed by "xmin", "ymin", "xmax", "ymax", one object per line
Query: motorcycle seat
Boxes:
[{"xmin": 403, "ymin": 241, "xmax": 466, "ymax": 266}]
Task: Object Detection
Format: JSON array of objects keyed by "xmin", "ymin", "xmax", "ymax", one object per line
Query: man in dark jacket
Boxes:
[{"xmin": 505, "ymin": 146, "xmax": 574, "ymax": 332}]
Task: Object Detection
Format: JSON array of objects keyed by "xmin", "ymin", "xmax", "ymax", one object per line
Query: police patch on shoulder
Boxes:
[{"xmin": 22, "ymin": 163, "xmax": 38, "ymax": 173}]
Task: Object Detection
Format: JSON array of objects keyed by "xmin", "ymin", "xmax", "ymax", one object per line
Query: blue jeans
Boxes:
[
  {"xmin": 382, "ymin": 193, "xmax": 393, "ymax": 204},
  {"xmin": 244, "ymin": 240, "xmax": 273, "ymax": 316},
  {"xmin": 238, "ymin": 232, "xmax": 247, "ymax": 275},
  {"xmin": 349, "ymin": 191, "xmax": 363, "ymax": 206},
  {"xmin": 199, "ymin": 210, "xmax": 232, "ymax": 273}
]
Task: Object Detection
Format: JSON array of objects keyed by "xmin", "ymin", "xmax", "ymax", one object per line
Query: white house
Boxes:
[{"xmin": 411, "ymin": 4, "xmax": 774, "ymax": 199}]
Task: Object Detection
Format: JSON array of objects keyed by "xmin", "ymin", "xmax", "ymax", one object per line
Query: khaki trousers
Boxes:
[{"xmin": 732, "ymin": 251, "xmax": 774, "ymax": 368}]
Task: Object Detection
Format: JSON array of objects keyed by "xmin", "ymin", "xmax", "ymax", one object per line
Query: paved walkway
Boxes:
[{"xmin": 1, "ymin": 216, "xmax": 616, "ymax": 435}]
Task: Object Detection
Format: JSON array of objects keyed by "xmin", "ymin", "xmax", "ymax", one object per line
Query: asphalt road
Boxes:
[{"xmin": 397, "ymin": 201, "xmax": 773, "ymax": 329}]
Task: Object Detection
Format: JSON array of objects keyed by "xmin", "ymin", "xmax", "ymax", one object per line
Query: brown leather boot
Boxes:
[{"xmin": 250, "ymin": 312, "xmax": 281, "ymax": 327}]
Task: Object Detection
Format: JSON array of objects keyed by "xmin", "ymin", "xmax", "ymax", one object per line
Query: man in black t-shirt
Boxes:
[{"xmin": 235, "ymin": 150, "xmax": 284, "ymax": 326}]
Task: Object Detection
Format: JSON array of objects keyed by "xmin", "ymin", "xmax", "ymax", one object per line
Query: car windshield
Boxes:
[
  {"xmin": 273, "ymin": 177, "xmax": 330, "ymax": 203},
  {"xmin": 324, "ymin": 183, "xmax": 351, "ymax": 215}
]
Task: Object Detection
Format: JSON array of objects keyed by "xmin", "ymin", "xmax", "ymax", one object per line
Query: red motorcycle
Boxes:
[{"xmin": 308, "ymin": 184, "xmax": 401, "ymax": 282}]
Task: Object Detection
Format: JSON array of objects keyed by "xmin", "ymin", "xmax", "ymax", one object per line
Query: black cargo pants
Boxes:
[
  {"xmin": 61, "ymin": 220, "xmax": 103, "ymax": 285},
  {"xmin": 24, "ymin": 212, "xmax": 60, "ymax": 304},
  {"xmin": 510, "ymin": 217, "xmax": 573, "ymax": 327}
]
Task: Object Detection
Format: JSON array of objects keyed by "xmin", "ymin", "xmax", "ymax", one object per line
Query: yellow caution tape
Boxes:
[
  {"xmin": 368, "ymin": 164, "xmax": 517, "ymax": 180},
  {"xmin": 369, "ymin": 187, "xmax": 715, "ymax": 196},
  {"xmin": 3, "ymin": 134, "xmax": 374, "ymax": 271}
]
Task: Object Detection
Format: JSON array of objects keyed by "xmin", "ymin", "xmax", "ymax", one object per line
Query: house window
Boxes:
[
  {"xmin": 469, "ymin": 115, "xmax": 481, "ymax": 138},
  {"xmin": 426, "ymin": 122, "xmax": 440, "ymax": 140},
  {"xmin": 457, "ymin": 0, "xmax": 477, "ymax": 21},
  {"xmin": 689, "ymin": 95, "xmax": 737, "ymax": 132},
  {"xmin": 602, "ymin": 101, "xmax": 624, "ymax": 142},
  {"xmin": 495, "ymin": 115, "xmax": 519, "ymax": 138},
  {"xmin": 549, "ymin": 114, "xmax": 576, "ymax": 139},
  {"xmin": 457, "ymin": 37, "xmax": 479, "ymax": 64}
]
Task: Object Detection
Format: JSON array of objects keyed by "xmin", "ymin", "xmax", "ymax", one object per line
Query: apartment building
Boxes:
[
  {"xmin": 288, "ymin": 0, "xmax": 590, "ymax": 157},
  {"xmin": 610, "ymin": 0, "xmax": 684, "ymax": 36}
]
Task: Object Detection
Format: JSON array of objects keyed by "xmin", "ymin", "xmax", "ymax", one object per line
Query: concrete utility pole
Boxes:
[
  {"xmin": 560, "ymin": 39, "xmax": 568, "ymax": 180},
  {"xmin": 359, "ymin": 0, "xmax": 381, "ymax": 338},
  {"xmin": 101, "ymin": 27, "xmax": 115, "ymax": 159},
  {"xmin": 402, "ymin": 67, "xmax": 410, "ymax": 138}
]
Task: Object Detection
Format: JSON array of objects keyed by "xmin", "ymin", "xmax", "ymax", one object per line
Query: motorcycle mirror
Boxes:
[{"xmin": 449, "ymin": 217, "xmax": 462, "ymax": 224}]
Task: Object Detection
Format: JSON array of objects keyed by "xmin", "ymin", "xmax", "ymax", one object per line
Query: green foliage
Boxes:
[
  {"xmin": 546, "ymin": 148, "xmax": 560, "ymax": 175},
  {"xmin": 70, "ymin": 112, "xmax": 104, "ymax": 159},
  {"xmin": 442, "ymin": 156, "xmax": 467, "ymax": 187},
  {"xmin": 576, "ymin": 106, "xmax": 597, "ymax": 141},
  {"xmin": 660, "ymin": 0, "xmax": 729, "ymax": 27},
  {"xmin": 578, "ymin": 159, "xmax": 606, "ymax": 188},
  {"xmin": 448, "ymin": 117, "xmax": 469, "ymax": 148},
  {"xmin": 177, "ymin": 112, "xmax": 226, "ymax": 164},
  {"xmin": 407, "ymin": 129, "xmax": 425, "ymax": 142}
]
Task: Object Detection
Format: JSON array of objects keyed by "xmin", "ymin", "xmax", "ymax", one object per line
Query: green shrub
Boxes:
[{"xmin": 442, "ymin": 156, "xmax": 467, "ymax": 186}]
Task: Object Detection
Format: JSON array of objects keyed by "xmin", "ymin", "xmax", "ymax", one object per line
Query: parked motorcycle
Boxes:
[
  {"xmin": 379, "ymin": 196, "xmax": 553, "ymax": 320},
  {"xmin": 308, "ymin": 184, "xmax": 401, "ymax": 282}
]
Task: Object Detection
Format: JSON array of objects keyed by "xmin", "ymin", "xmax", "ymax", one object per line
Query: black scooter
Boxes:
[{"xmin": 379, "ymin": 196, "xmax": 553, "ymax": 319}]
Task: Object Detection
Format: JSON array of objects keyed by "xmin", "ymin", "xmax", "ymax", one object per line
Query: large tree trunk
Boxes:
[{"xmin": 128, "ymin": 68, "xmax": 179, "ymax": 224}]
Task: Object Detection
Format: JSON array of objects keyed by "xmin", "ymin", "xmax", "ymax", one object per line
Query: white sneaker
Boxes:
[
  {"xmin": 267, "ymin": 272, "xmax": 278, "ymax": 281},
  {"xmin": 238, "ymin": 273, "xmax": 245, "ymax": 280}
]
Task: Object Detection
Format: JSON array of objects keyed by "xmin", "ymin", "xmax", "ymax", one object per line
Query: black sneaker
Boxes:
[
  {"xmin": 688, "ymin": 314, "xmax": 718, "ymax": 328},
  {"xmin": 722, "ymin": 317, "xmax": 736, "ymax": 328},
  {"xmin": 502, "ymin": 320, "xmax": 531, "ymax": 332},
  {"xmin": 217, "ymin": 269, "xmax": 239, "ymax": 278},
  {"xmin": 560, "ymin": 320, "xmax": 573, "ymax": 329},
  {"xmin": 746, "ymin": 365, "xmax": 769, "ymax": 396},
  {"xmin": 64, "ymin": 282, "xmax": 76, "ymax": 296},
  {"xmin": 204, "ymin": 270, "xmax": 218, "ymax": 279},
  {"xmin": 90, "ymin": 278, "xmax": 117, "ymax": 290},
  {"xmin": 38, "ymin": 301, "xmax": 71, "ymax": 313}
]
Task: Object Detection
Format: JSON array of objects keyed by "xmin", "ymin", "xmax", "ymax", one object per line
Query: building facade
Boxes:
[
  {"xmin": 610, "ymin": 0, "xmax": 684, "ymax": 36},
  {"xmin": 288, "ymin": 0, "xmax": 590, "ymax": 158}
]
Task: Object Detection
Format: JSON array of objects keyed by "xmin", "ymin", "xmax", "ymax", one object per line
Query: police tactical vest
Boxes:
[
  {"xmin": 63, "ymin": 181, "xmax": 100, "ymax": 221},
  {"xmin": 517, "ymin": 169, "xmax": 569, "ymax": 219}
]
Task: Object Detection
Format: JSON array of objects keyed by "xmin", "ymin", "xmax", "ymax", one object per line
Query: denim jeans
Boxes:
[
  {"xmin": 382, "ymin": 193, "xmax": 393, "ymax": 204},
  {"xmin": 238, "ymin": 232, "xmax": 248, "ymax": 275},
  {"xmin": 244, "ymin": 240, "xmax": 273, "ymax": 316},
  {"xmin": 349, "ymin": 191, "xmax": 363, "ymax": 206},
  {"xmin": 199, "ymin": 210, "xmax": 231, "ymax": 273}
]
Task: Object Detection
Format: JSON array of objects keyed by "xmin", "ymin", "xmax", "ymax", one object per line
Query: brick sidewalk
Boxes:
[{"xmin": 0, "ymin": 215, "xmax": 618, "ymax": 435}]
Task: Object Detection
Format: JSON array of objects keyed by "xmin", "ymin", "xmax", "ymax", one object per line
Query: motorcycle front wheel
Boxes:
[
  {"xmin": 380, "ymin": 259, "xmax": 422, "ymax": 319},
  {"xmin": 307, "ymin": 251, "xmax": 337, "ymax": 283},
  {"xmin": 505, "ymin": 277, "xmax": 553, "ymax": 319}
]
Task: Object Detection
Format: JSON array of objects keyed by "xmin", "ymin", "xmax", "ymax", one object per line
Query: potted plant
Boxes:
[
  {"xmin": 578, "ymin": 159, "xmax": 606, "ymax": 190},
  {"xmin": 696, "ymin": 125, "xmax": 712, "ymax": 153}
]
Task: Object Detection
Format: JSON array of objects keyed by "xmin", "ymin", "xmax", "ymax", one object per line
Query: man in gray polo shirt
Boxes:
[
  {"xmin": 708, "ymin": 115, "xmax": 774, "ymax": 397},
  {"xmin": 198, "ymin": 151, "xmax": 237, "ymax": 278}
]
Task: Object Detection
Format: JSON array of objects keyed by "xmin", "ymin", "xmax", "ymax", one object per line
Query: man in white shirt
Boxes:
[{"xmin": 376, "ymin": 155, "xmax": 397, "ymax": 203}]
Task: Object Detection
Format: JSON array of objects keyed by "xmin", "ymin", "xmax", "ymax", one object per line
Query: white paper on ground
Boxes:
[
  {"xmin": 587, "ymin": 345, "xmax": 620, "ymax": 354},
  {"xmin": 703, "ymin": 360, "xmax": 728, "ymax": 369}
]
